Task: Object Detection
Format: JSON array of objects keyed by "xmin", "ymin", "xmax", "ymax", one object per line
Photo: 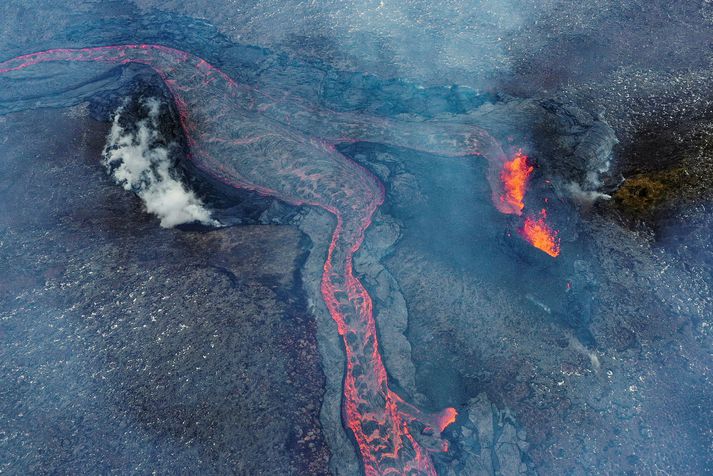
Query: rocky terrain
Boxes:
[
  {"xmin": 358, "ymin": 112, "xmax": 712, "ymax": 473},
  {"xmin": 1, "ymin": 2, "xmax": 711, "ymax": 474},
  {"xmin": 0, "ymin": 108, "xmax": 330, "ymax": 475}
]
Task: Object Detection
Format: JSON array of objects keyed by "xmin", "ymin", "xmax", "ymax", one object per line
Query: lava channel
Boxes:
[{"xmin": 1, "ymin": 44, "xmax": 565, "ymax": 474}]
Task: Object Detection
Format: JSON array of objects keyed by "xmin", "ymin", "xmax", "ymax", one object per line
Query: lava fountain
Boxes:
[
  {"xmin": 0, "ymin": 45, "xmax": 539, "ymax": 474},
  {"xmin": 499, "ymin": 149, "xmax": 533, "ymax": 215},
  {"xmin": 520, "ymin": 209, "xmax": 561, "ymax": 257},
  {"xmin": 498, "ymin": 150, "xmax": 561, "ymax": 257}
]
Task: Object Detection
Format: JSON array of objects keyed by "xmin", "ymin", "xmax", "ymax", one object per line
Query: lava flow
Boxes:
[
  {"xmin": 520, "ymin": 209, "xmax": 561, "ymax": 257},
  {"xmin": 0, "ymin": 45, "xmax": 539, "ymax": 475},
  {"xmin": 499, "ymin": 149, "xmax": 533, "ymax": 215}
]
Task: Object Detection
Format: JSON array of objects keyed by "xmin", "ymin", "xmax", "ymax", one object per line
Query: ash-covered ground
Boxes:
[{"xmin": 1, "ymin": 1, "xmax": 712, "ymax": 475}]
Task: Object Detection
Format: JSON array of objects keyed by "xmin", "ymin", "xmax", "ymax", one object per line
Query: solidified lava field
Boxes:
[{"xmin": 1, "ymin": 2, "xmax": 712, "ymax": 475}]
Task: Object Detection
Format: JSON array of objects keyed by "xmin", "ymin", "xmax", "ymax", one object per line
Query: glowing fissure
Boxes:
[{"xmin": 0, "ymin": 45, "xmax": 531, "ymax": 475}]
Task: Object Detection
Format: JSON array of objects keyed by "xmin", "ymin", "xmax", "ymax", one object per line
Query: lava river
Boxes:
[{"xmin": 0, "ymin": 45, "xmax": 553, "ymax": 474}]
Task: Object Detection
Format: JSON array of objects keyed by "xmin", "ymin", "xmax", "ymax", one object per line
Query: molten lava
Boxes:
[
  {"xmin": 520, "ymin": 209, "xmax": 561, "ymax": 257},
  {"xmin": 435, "ymin": 407, "xmax": 458, "ymax": 432},
  {"xmin": 2, "ymin": 45, "xmax": 552, "ymax": 474},
  {"xmin": 499, "ymin": 150, "xmax": 533, "ymax": 215}
]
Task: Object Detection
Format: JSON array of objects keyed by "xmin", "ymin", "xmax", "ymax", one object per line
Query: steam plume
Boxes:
[{"xmin": 102, "ymin": 98, "xmax": 220, "ymax": 228}]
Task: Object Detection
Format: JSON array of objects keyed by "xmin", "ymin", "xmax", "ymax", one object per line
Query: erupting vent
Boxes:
[
  {"xmin": 520, "ymin": 209, "xmax": 561, "ymax": 257},
  {"xmin": 498, "ymin": 150, "xmax": 561, "ymax": 258},
  {"xmin": 499, "ymin": 150, "xmax": 533, "ymax": 215},
  {"xmin": 0, "ymin": 45, "xmax": 566, "ymax": 476}
]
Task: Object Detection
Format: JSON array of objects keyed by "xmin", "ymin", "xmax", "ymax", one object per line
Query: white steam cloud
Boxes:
[
  {"xmin": 567, "ymin": 182, "xmax": 611, "ymax": 205},
  {"xmin": 102, "ymin": 98, "xmax": 220, "ymax": 228}
]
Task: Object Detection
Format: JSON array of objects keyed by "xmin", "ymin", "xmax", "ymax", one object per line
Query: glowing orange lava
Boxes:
[
  {"xmin": 520, "ymin": 209, "xmax": 561, "ymax": 257},
  {"xmin": 499, "ymin": 150, "xmax": 533, "ymax": 215},
  {"xmin": 4, "ymin": 46, "xmax": 570, "ymax": 473},
  {"xmin": 435, "ymin": 407, "xmax": 458, "ymax": 432}
]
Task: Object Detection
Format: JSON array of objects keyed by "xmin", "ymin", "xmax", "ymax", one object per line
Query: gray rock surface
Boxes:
[
  {"xmin": 0, "ymin": 108, "xmax": 331, "ymax": 475},
  {"xmin": 444, "ymin": 393, "xmax": 530, "ymax": 476}
]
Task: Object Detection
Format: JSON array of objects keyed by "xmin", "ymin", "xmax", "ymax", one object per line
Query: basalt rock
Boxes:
[{"xmin": 443, "ymin": 393, "xmax": 532, "ymax": 476}]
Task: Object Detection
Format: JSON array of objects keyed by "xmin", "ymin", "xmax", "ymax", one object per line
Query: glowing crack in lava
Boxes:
[
  {"xmin": 520, "ymin": 209, "xmax": 561, "ymax": 257},
  {"xmin": 499, "ymin": 150, "xmax": 533, "ymax": 215},
  {"xmin": 1, "ymin": 45, "xmax": 525, "ymax": 475}
]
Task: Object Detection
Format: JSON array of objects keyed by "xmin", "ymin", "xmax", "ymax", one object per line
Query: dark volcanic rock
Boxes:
[
  {"xmin": 443, "ymin": 393, "xmax": 530, "ymax": 476},
  {"xmin": 0, "ymin": 108, "xmax": 329, "ymax": 475},
  {"xmin": 609, "ymin": 123, "xmax": 713, "ymax": 223},
  {"xmin": 348, "ymin": 117, "xmax": 712, "ymax": 475}
]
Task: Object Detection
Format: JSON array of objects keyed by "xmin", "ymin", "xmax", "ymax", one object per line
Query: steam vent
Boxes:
[{"xmin": 1, "ymin": 2, "xmax": 711, "ymax": 475}]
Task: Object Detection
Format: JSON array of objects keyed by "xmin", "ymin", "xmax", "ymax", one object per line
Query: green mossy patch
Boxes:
[
  {"xmin": 613, "ymin": 156, "xmax": 713, "ymax": 216},
  {"xmin": 613, "ymin": 174, "xmax": 668, "ymax": 214}
]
